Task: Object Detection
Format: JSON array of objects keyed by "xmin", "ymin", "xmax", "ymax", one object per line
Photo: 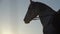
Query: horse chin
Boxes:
[
  {"xmin": 25, "ymin": 22, "xmax": 30, "ymax": 24},
  {"xmin": 24, "ymin": 20, "xmax": 30, "ymax": 24},
  {"xmin": 25, "ymin": 21, "xmax": 30, "ymax": 24}
]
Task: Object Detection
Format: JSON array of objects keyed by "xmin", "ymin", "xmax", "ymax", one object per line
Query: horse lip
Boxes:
[
  {"xmin": 24, "ymin": 19, "xmax": 30, "ymax": 24},
  {"xmin": 24, "ymin": 21, "xmax": 30, "ymax": 24}
]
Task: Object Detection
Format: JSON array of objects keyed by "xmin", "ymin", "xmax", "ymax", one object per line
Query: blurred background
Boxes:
[{"xmin": 0, "ymin": 0, "xmax": 60, "ymax": 34}]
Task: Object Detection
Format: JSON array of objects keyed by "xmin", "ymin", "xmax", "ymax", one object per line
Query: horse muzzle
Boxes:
[{"xmin": 24, "ymin": 19, "xmax": 30, "ymax": 24}]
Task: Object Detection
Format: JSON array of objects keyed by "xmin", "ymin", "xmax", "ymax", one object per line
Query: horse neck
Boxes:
[
  {"xmin": 39, "ymin": 8, "xmax": 56, "ymax": 26},
  {"xmin": 39, "ymin": 7, "xmax": 56, "ymax": 17},
  {"xmin": 39, "ymin": 15, "xmax": 54, "ymax": 26}
]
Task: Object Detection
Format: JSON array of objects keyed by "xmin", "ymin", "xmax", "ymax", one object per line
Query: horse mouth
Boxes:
[{"xmin": 24, "ymin": 19, "xmax": 30, "ymax": 24}]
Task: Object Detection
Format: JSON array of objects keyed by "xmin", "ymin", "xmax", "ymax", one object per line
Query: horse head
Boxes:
[{"xmin": 24, "ymin": 0, "xmax": 39, "ymax": 24}]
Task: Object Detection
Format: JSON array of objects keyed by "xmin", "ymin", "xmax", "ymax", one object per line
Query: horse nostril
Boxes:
[{"xmin": 24, "ymin": 19, "xmax": 26, "ymax": 21}]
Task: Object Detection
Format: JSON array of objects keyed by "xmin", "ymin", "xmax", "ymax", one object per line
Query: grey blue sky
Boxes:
[{"xmin": 0, "ymin": 0, "xmax": 60, "ymax": 34}]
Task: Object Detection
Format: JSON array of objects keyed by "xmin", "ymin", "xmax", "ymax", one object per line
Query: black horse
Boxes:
[
  {"xmin": 52, "ymin": 9, "xmax": 60, "ymax": 34},
  {"xmin": 24, "ymin": 0, "xmax": 59, "ymax": 34}
]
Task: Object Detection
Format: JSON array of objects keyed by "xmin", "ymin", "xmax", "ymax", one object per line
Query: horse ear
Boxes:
[{"xmin": 30, "ymin": 0, "xmax": 33, "ymax": 3}]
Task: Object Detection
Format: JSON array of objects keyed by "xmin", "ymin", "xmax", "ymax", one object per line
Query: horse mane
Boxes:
[{"xmin": 32, "ymin": 1, "xmax": 55, "ymax": 11}]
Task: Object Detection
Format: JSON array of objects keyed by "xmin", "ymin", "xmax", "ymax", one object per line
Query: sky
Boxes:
[{"xmin": 0, "ymin": 0, "xmax": 60, "ymax": 34}]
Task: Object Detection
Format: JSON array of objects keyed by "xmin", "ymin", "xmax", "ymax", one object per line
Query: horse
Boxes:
[
  {"xmin": 24, "ymin": 0, "xmax": 58, "ymax": 34},
  {"xmin": 52, "ymin": 9, "xmax": 60, "ymax": 34}
]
